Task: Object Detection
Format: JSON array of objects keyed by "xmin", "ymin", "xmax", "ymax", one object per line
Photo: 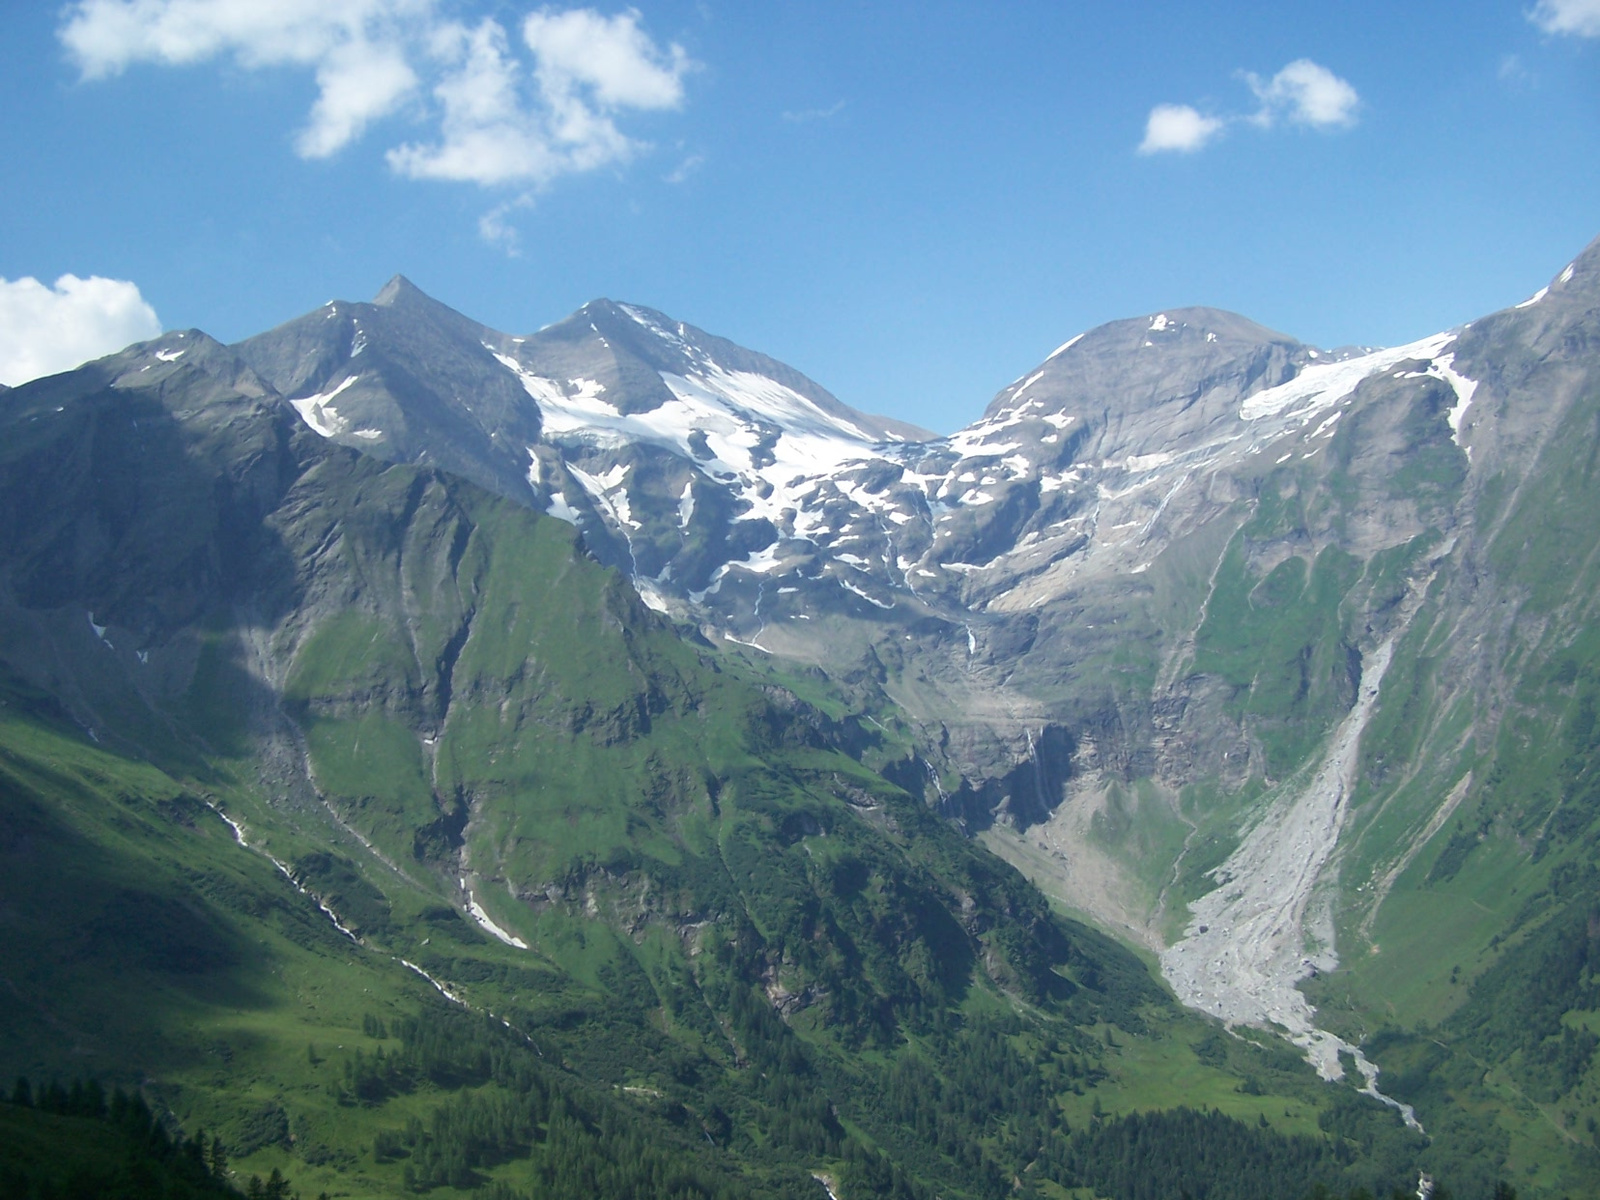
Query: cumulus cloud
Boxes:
[
  {"xmin": 1138, "ymin": 58, "xmax": 1359, "ymax": 155},
  {"xmin": 387, "ymin": 19, "xmax": 556, "ymax": 185},
  {"xmin": 58, "ymin": 0, "xmax": 695, "ymax": 195},
  {"xmin": 1137, "ymin": 104, "xmax": 1225, "ymax": 154},
  {"xmin": 388, "ymin": 9, "xmax": 690, "ymax": 187},
  {"xmin": 0, "ymin": 275, "xmax": 162, "ymax": 387},
  {"xmin": 60, "ymin": 0, "xmax": 428, "ymax": 157},
  {"xmin": 1246, "ymin": 59, "xmax": 1360, "ymax": 128},
  {"xmin": 523, "ymin": 7, "xmax": 689, "ymax": 110},
  {"xmin": 1530, "ymin": 0, "xmax": 1600, "ymax": 36},
  {"xmin": 298, "ymin": 38, "xmax": 419, "ymax": 158}
]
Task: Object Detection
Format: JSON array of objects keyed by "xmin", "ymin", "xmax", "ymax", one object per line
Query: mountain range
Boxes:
[{"xmin": 1, "ymin": 234, "xmax": 1598, "ymax": 1199}]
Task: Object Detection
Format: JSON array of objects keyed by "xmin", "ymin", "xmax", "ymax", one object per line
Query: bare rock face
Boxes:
[
  {"xmin": 7, "ymin": 235, "xmax": 1600, "ymax": 1162},
  {"xmin": 47, "ymin": 239, "xmax": 1600, "ymax": 965},
  {"xmin": 214, "ymin": 241, "xmax": 1600, "ymax": 887}
]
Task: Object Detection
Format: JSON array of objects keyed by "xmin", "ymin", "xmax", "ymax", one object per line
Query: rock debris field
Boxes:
[{"xmin": 1158, "ymin": 639, "xmax": 1422, "ymax": 1131}]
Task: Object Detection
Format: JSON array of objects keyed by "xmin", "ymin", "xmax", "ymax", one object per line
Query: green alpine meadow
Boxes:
[{"xmin": 3, "ymin": 234, "xmax": 1599, "ymax": 1200}]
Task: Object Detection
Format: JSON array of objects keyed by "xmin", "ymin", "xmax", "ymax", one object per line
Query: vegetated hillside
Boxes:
[
  {"xmin": 972, "ymin": 241, "xmax": 1600, "ymax": 1196},
  {"xmin": 0, "ymin": 1079, "xmax": 257, "ymax": 1200},
  {"xmin": 0, "ymin": 330, "xmax": 1448, "ymax": 1198},
  {"xmin": 1297, "ymin": 270, "xmax": 1600, "ymax": 1194}
]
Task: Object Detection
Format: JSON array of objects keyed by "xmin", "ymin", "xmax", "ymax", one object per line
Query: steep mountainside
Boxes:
[
  {"xmin": 0, "ymin": 328, "xmax": 1451, "ymax": 1198},
  {"xmin": 223, "ymin": 235, "xmax": 1600, "ymax": 1193},
  {"xmin": 2, "ymin": 235, "xmax": 1598, "ymax": 1197}
]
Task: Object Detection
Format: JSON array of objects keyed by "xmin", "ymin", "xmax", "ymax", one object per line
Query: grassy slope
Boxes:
[
  {"xmin": 0, "ymin": 351, "xmax": 1470, "ymax": 1198},
  {"xmin": 989, "ymin": 354, "xmax": 1600, "ymax": 1196},
  {"xmin": 1308, "ymin": 373, "xmax": 1600, "ymax": 1198},
  {"xmin": 0, "ymin": 480, "xmax": 1421, "ymax": 1200},
  {"xmin": 1110, "ymin": 330, "xmax": 1600, "ymax": 1195}
]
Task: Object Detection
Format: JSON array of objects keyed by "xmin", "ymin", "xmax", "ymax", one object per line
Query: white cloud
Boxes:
[
  {"xmin": 1530, "ymin": 0, "xmax": 1600, "ymax": 36},
  {"xmin": 59, "ymin": 1, "xmax": 695, "ymax": 192},
  {"xmin": 387, "ymin": 7, "xmax": 693, "ymax": 232},
  {"xmin": 298, "ymin": 38, "xmax": 419, "ymax": 158},
  {"xmin": 388, "ymin": 19, "xmax": 564, "ymax": 186},
  {"xmin": 1139, "ymin": 58, "xmax": 1359, "ymax": 155},
  {"xmin": 0, "ymin": 275, "xmax": 162, "ymax": 387},
  {"xmin": 1138, "ymin": 104, "xmax": 1225, "ymax": 154},
  {"xmin": 60, "ymin": 0, "xmax": 427, "ymax": 157},
  {"xmin": 61, "ymin": 0, "xmax": 373, "ymax": 74},
  {"xmin": 1246, "ymin": 59, "xmax": 1360, "ymax": 128},
  {"xmin": 523, "ymin": 8, "xmax": 689, "ymax": 110}
]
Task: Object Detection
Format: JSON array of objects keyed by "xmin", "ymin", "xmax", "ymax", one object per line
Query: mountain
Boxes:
[
  {"xmin": 3, "ymin": 236, "xmax": 1599, "ymax": 1197},
  {"xmin": 0, "ymin": 313, "xmax": 1443, "ymax": 1200},
  {"xmin": 242, "ymin": 240, "xmax": 1600, "ymax": 1191},
  {"xmin": 232, "ymin": 283, "xmax": 933, "ymax": 617}
]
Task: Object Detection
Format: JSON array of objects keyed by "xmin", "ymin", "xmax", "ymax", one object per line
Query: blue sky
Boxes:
[{"xmin": 1, "ymin": 1, "xmax": 1596, "ymax": 431}]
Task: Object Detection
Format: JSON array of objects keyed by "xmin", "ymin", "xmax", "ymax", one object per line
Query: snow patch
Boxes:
[
  {"xmin": 1239, "ymin": 332, "xmax": 1456, "ymax": 423},
  {"xmin": 290, "ymin": 375, "xmax": 360, "ymax": 438},
  {"xmin": 1427, "ymin": 353, "xmax": 1479, "ymax": 458},
  {"xmin": 1308, "ymin": 411, "xmax": 1343, "ymax": 439},
  {"xmin": 1120, "ymin": 451, "xmax": 1173, "ymax": 473},
  {"xmin": 1046, "ymin": 332, "xmax": 1084, "ymax": 359},
  {"xmin": 728, "ymin": 543, "xmax": 784, "ymax": 574},
  {"xmin": 837, "ymin": 576, "xmax": 893, "ymax": 609},
  {"xmin": 1011, "ymin": 369, "xmax": 1046, "ymax": 400},
  {"xmin": 569, "ymin": 464, "xmax": 639, "ymax": 533},
  {"xmin": 467, "ymin": 892, "xmax": 530, "ymax": 949},
  {"xmin": 1515, "ymin": 286, "xmax": 1549, "ymax": 309},
  {"xmin": 545, "ymin": 493, "xmax": 581, "ymax": 524},
  {"xmin": 495, "ymin": 345, "xmax": 890, "ymax": 539}
]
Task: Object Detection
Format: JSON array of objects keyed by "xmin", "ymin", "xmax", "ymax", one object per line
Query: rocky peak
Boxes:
[
  {"xmin": 232, "ymin": 282, "xmax": 540, "ymax": 500},
  {"xmin": 976, "ymin": 307, "xmax": 1314, "ymax": 468},
  {"xmin": 1549, "ymin": 231, "xmax": 1600, "ymax": 297},
  {"xmin": 515, "ymin": 299, "xmax": 932, "ymax": 441},
  {"xmin": 372, "ymin": 272, "xmax": 426, "ymax": 307}
]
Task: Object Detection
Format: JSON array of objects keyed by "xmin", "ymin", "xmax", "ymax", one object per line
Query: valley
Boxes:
[{"xmin": 2, "ymin": 234, "xmax": 1599, "ymax": 1199}]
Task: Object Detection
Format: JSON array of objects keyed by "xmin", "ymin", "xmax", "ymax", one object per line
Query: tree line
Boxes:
[{"xmin": 1, "ymin": 1077, "xmax": 316, "ymax": 1200}]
